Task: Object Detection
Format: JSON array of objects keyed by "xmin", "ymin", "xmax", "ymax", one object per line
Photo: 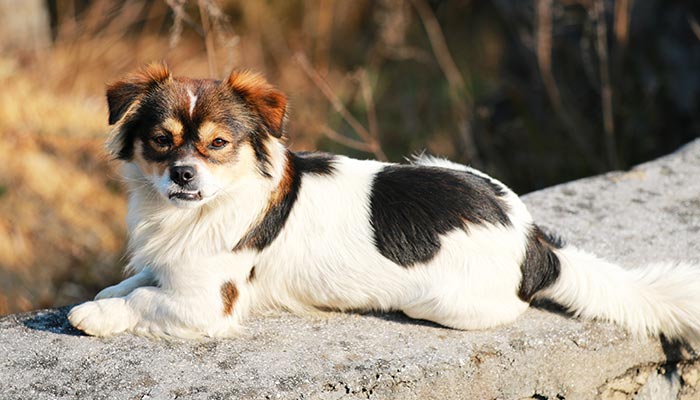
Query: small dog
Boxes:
[{"xmin": 68, "ymin": 63, "xmax": 700, "ymax": 340}]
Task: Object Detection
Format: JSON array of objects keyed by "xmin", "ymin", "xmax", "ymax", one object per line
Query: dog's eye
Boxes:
[
  {"xmin": 210, "ymin": 138, "xmax": 228, "ymax": 149},
  {"xmin": 152, "ymin": 135, "xmax": 171, "ymax": 147}
]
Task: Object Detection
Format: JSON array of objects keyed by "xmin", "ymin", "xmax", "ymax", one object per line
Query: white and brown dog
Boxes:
[{"xmin": 68, "ymin": 63, "xmax": 700, "ymax": 341}]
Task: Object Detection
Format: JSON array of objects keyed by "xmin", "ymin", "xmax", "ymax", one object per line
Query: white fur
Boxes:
[
  {"xmin": 68, "ymin": 146, "xmax": 700, "ymax": 342},
  {"xmin": 187, "ymin": 89, "xmax": 197, "ymax": 116},
  {"xmin": 538, "ymin": 248, "xmax": 700, "ymax": 341}
]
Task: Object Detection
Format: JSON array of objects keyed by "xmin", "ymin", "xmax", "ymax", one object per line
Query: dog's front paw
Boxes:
[
  {"xmin": 68, "ymin": 299, "xmax": 137, "ymax": 337},
  {"xmin": 95, "ymin": 284, "xmax": 133, "ymax": 300}
]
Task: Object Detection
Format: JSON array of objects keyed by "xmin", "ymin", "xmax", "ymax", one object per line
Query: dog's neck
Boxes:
[{"xmin": 122, "ymin": 139, "xmax": 290, "ymax": 270}]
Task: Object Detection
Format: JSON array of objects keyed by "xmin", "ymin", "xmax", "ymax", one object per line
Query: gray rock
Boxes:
[{"xmin": 2, "ymin": 140, "xmax": 700, "ymax": 400}]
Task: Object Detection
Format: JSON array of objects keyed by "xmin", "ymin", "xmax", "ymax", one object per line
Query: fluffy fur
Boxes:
[{"xmin": 68, "ymin": 64, "xmax": 700, "ymax": 342}]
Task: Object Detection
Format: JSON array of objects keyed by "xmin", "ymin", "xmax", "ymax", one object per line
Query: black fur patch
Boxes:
[
  {"xmin": 247, "ymin": 266, "xmax": 256, "ymax": 283},
  {"xmin": 369, "ymin": 165, "xmax": 512, "ymax": 267},
  {"xmin": 293, "ymin": 151, "xmax": 337, "ymax": 175},
  {"xmin": 234, "ymin": 151, "xmax": 336, "ymax": 251},
  {"xmin": 112, "ymin": 80, "xmax": 205, "ymax": 161},
  {"xmin": 517, "ymin": 225, "xmax": 563, "ymax": 302},
  {"xmin": 248, "ymin": 128, "xmax": 272, "ymax": 178}
]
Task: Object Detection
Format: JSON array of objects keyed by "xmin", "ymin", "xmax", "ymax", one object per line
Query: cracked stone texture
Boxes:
[{"xmin": 1, "ymin": 140, "xmax": 700, "ymax": 400}]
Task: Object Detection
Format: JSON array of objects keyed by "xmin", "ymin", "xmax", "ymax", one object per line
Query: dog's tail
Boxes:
[{"xmin": 537, "ymin": 245, "xmax": 700, "ymax": 342}]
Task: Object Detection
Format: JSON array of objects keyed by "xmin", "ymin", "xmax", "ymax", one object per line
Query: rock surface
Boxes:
[{"xmin": 1, "ymin": 140, "xmax": 700, "ymax": 400}]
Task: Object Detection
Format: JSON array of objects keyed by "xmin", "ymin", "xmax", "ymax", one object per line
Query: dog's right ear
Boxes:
[
  {"xmin": 226, "ymin": 70, "xmax": 288, "ymax": 138},
  {"xmin": 106, "ymin": 62, "xmax": 171, "ymax": 125}
]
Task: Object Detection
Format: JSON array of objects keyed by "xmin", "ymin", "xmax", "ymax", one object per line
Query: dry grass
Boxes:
[{"xmin": 0, "ymin": 59, "xmax": 126, "ymax": 313}]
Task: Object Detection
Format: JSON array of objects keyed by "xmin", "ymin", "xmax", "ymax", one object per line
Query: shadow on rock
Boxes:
[
  {"xmin": 23, "ymin": 306, "xmax": 85, "ymax": 336},
  {"xmin": 364, "ymin": 311, "xmax": 448, "ymax": 330},
  {"xmin": 530, "ymin": 299, "xmax": 576, "ymax": 318}
]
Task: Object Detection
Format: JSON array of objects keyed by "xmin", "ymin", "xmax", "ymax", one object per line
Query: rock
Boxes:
[{"xmin": 1, "ymin": 140, "xmax": 700, "ymax": 400}]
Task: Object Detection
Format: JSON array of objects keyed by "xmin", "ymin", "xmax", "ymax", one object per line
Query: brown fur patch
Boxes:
[
  {"xmin": 269, "ymin": 154, "xmax": 295, "ymax": 207},
  {"xmin": 138, "ymin": 62, "xmax": 171, "ymax": 83},
  {"xmin": 221, "ymin": 281, "xmax": 239, "ymax": 316},
  {"xmin": 193, "ymin": 121, "xmax": 237, "ymax": 162},
  {"xmin": 161, "ymin": 118, "xmax": 184, "ymax": 147},
  {"xmin": 227, "ymin": 70, "xmax": 287, "ymax": 137},
  {"xmin": 233, "ymin": 154, "xmax": 297, "ymax": 251},
  {"xmin": 106, "ymin": 62, "xmax": 171, "ymax": 125}
]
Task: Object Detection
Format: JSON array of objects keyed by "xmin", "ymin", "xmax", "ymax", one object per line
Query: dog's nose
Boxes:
[{"xmin": 170, "ymin": 165, "xmax": 196, "ymax": 186}]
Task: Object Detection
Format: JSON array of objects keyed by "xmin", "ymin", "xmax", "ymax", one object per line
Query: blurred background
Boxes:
[{"xmin": 0, "ymin": 0, "xmax": 698, "ymax": 315}]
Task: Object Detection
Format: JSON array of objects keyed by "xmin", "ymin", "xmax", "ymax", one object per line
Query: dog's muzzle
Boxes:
[{"xmin": 168, "ymin": 165, "xmax": 203, "ymax": 202}]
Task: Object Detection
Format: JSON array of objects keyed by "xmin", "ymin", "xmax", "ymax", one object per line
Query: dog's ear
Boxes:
[
  {"xmin": 106, "ymin": 62, "xmax": 171, "ymax": 125},
  {"xmin": 227, "ymin": 70, "xmax": 288, "ymax": 138}
]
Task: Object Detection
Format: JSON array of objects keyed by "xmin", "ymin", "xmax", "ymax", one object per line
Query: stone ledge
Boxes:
[{"xmin": 1, "ymin": 140, "xmax": 699, "ymax": 400}]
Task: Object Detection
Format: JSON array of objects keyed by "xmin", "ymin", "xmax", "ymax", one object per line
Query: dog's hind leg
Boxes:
[
  {"xmin": 401, "ymin": 292, "xmax": 529, "ymax": 330},
  {"xmin": 400, "ymin": 254, "xmax": 530, "ymax": 330}
]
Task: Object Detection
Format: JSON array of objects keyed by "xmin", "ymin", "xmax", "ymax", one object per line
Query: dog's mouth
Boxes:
[{"xmin": 168, "ymin": 191, "xmax": 203, "ymax": 201}]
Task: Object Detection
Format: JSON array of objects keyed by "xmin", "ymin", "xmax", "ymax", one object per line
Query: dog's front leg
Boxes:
[
  {"xmin": 68, "ymin": 252, "xmax": 255, "ymax": 339},
  {"xmin": 94, "ymin": 267, "xmax": 156, "ymax": 300}
]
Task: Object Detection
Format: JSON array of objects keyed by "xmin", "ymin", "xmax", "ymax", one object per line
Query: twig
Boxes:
[
  {"xmin": 593, "ymin": 0, "xmax": 618, "ymax": 169},
  {"xmin": 166, "ymin": 0, "xmax": 185, "ymax": 48},
  {"xmin": 356, "ymin": 69, "xmax": 379, "ymax": 145},
  {"xmin": 535, "ymin": 0, "xmax": 605, "ymax": 171},
  {"xmin": 410, "ymin": 0, "xmax": 479, "ymax": 165},
  {"xmin": 689, "ymin": 15, "xmax": 700, "ymax": 42},
  {"xmin": 320, "ymin": 126, "xmax": 375, "ymax": 153},
  {"xmin": 410, "ymin": 0, "xmax": 464, "ymax": 90},
  {"xmin": 198, "ymin": 0, "xmax": 218, "ymax": 77},
  {"xmin": 536, "ymin": 0, "xmax": 557, "ymax": 106},
  {"xmin": 314, "ymin": 0, "xmax": 333, "ymax": 75},
  {"xmin": 164, "ymin": 0, "xmax": 204, "ymax": 40},
  {"xmin": 295, "ymin": 52, "xmax": 387, "ymax": 160},
  {"xmin": 613, "ymin": 0, "xmax": 632, "ymax": 47},
  {"xmin": 295, "ymin": 53, "xmax": 370, "ymax": 141}
]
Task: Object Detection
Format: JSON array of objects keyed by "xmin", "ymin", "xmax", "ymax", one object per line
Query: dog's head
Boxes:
[{"xmin": 106, "ymin": 63, "xmax": 287, "ymax": 208}]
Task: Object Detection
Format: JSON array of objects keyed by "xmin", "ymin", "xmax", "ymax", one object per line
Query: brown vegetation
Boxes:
[{"xmin": 1, "ymin": 0, "xmax": 698, "ymax": 315}]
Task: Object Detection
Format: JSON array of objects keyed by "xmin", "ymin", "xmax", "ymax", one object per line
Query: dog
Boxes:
[{"xmin": 68, "ymin": 63, "xmax": 700, "ymax": 341}]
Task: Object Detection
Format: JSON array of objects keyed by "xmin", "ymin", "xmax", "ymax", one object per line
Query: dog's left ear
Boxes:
[
  {"xmin": 227, "ymin": 71, "xmax": 288, "ymax": 138},
  {"xmin": 106, "ymin": 62, "xmax": 171, "ymax": 125},
  {"xmin": 105, "ymin": 62, "xmax": 171, "ymax": 160}
]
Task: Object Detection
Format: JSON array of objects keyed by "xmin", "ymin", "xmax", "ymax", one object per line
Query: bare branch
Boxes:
[
  {"xmin": 410, "ymin": 0, "xmax": 464, "ymax": 91},
  {"xmin": 295, "ymin": 52, "xmax": 387, "ymax": 161},
  {"xmin": 410, "ymin": 0, "xmax": 479, "ymax": 165},
  {"xmin": 689, "ymin": 15, "xmax": 700, "ymax": 42},
  {"xmin": 613, "ymin": 0, "xmax": 632, "ymax": 47},
  {"xmin": 356, "ymin": 69, "xmax": 379, "ymax": 142},
  {"xmin": 198, "ymin": 0, "xmax": 218, "ymax": 77},
  {"xmin": 295, "ymin": 53, "xmax": 371, "ymax": 141},
  {"xmin": 166, "ymin": 0, "xmax": 185, "ymax": 48},
  {"xmin": 536, "ymin": 0, "xmax": 558, "ymax": 106},
  {"xmin": 164, "ymin": 0, "xmax": 204, "ymax": 42},
  {"xmin": 535, "ymin": 0, "xmax": 605, "ymax": 171},
  {"xmin": 320, "ymin": 126, "xmax": 375, "ymax": 153},
  {"xmin": 593, "ymin": 0, "xmax": 618, "ymax": 169}
]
